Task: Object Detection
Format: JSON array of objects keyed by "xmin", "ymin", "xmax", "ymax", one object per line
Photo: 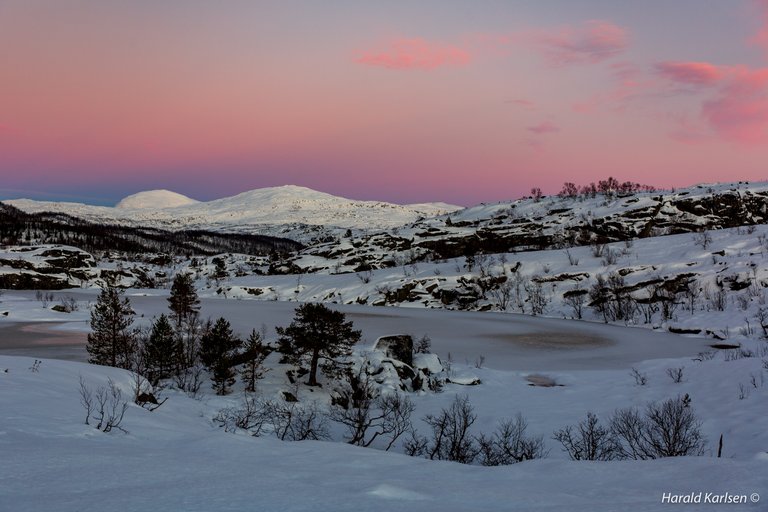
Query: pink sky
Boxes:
[{"xmin": 1, "ymin": 0, "xmax": 768, "ymax": 206}]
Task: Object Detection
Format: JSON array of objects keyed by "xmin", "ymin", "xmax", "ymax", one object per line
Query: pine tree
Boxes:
[
  {"xmin": 144, "ymin": 314, "xmax": 180, "ymax": 385},
  {"xmin": 240, "ymin": 328, "xmax": 270, "ymax": 392},
  {"xmin": 199, "ymin": 317, "xmax": 242, "ymax": 395},
  {"xmin": 276, "ymin": 303, "xmax": 361, "ymax": 386},
  {"xmin": 87, "ymin": 284, "xmax": 135, "ymax": 368},
  {"xmin": 168, "ymin": 273, "xmax": 200, "ymax": 326}
]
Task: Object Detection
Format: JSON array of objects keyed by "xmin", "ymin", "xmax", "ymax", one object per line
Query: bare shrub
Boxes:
[
  {"xmin": 553, "ymin": 412, "xmax": 617, "ymax": 461},
  {"xmin": 736, "ymin": 294, "xmax": 750, "ymax": 311},
  {"xmin": 329, "ymin": 385, "xmax": 415, "ymax": 451},
  {"xmin": 478, "ymin": 414, "xmax": 548, "ymax": 465},
  {"xmin": 724, "ymin": 348, "xmax": 754, "ymax": 361},
  {"xmin": 695, "ymin": 351, "xmax": 716, "ymax": 362},
  {"xmin": 665, "ymin": 367, "xmax": 685, "ymax": 383},
  {"xmin": 35, "ymin": 290, "xmax": 55, "ymax": 308},
  {"xmin": 693, "ymin": 231, "xmax": 713, "ymax": 249},
  {"xmin": 215, "ymin": 397, "xmax": 330, "ymax": 442},
  {"xmin": 591, "ymin": 243, "xmax": 606, "ymax": 258},
  {"xmin": 79, "ymin": 377, "xmax": 129, "ymax": 433},
  {"xmin": 610, "ymin": 396, "xmax": 706, "ymax": 459},
  {"xmin": 705, "ymin": 285, "xmax": 727, "ymax": 312},
  {"xmin": 414, "ymin": 334, "xmax": 432, "ymax": 354},
  {"xmin": 59, "ymin": 296, "xmax": 79, "ymax": 312},
  {"xmin": 213, "ymin": 395, "xmax": 271, "ymax": 434},
  {"xmin": 409, "ymin": 395, "xmax": 479, "ymax": 464},
  {"xmin": 564, "ymin": 249, "xmax": 579, "ymax": 266},
  {"xmin": 601, "ymin": 249, "xmax": 619, "ymax": 266},
  {"xmin": 755, "ymin": 308, "xmax": 768, "ymax": 338},
  {"xmin": 489, "ymin": 281, "xmax": 513, "ymax": 311},
  {"xmin": 630, "ymin": 367, "xmax": 648, "ymax": 386}
]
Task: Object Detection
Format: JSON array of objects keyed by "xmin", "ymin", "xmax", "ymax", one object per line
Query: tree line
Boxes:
[{"xmin": 87, "ymin": 273, "xmax": 360, "ymax": 396}]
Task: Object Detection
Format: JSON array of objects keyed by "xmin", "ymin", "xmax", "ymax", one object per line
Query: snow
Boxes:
[
  {"xmin": 0, "ymin": 299, "xmax": 765, "ymax": 510},
  {"xmin": 2, "ymin": 181, "xmax": 768, "ymax": 509},
  {"xmin": 6, "ymin": 185, "xmax": 462, "ymax": 238},
  {"xmin": 115, "ymin": 189, "xmax": 200, "ymax": 209},
  {"xmin": 0, "ymin": 318, "xmax": 766, "ymax": 510}
]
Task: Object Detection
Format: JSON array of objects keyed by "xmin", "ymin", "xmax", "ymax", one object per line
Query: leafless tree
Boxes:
[
  {"xmin": 79, "ymin": 375, "xmax": 94, "ymax": 425},
  {"xmin": 525, "ymin": 279, "xmax": 548, "ymax": 316},
  {"xmin": 409, "ymin": 395, "xmax": 480, "ymax": 464},
  {"xmin": 563, "ymin": 287, "xmax": 587, "ymax": 319},
  {"xmin": 553, "ymin": 412, "xmax": 618, "ymax": 461}
]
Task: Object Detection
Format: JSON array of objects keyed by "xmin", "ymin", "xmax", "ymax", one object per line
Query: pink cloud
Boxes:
[
  {"xmin": 701, "ymin": 66, "xmax": 768, "ymax": 144},
  {"xmin": 527, "ymin": 121, "xmax": 560, "ymax": 134},
  {"xmin": 752, "ymin": 0, "xmax": 768, "ymax": 56},
  {"xmin": 655, "ymin": 61, "xmax": 724, "ymax": 86},
  {"xmin": 655, "ymin": 59, "xmax": 768, "ymax": 144},
  {"xmin": 535, "ymin": 20, "xmax": 629, "ymax": 65},
  {"xmin": 356, "ymin": 38, "xmax": 471, "ymax": 70}
]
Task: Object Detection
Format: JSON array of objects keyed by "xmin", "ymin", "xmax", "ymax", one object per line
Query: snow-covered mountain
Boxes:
[
  {"xmin": 115, "ymin": 189, "xmax": 199, "ymax": 209},
  {"xmin": 7, "ymin": 185, "xmax": 462, "ymax": 241}
]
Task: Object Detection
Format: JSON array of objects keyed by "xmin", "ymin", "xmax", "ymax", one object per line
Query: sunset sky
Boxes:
[{"xmin": 1, "ymin": 0, "xmax": 768, "ymax": 206}]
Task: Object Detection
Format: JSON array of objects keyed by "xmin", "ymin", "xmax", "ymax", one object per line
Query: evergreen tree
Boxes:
[
  {"xmin": 87, "ymin": 284, "xmax": 135, "ymax": 368},
  {"xmin": 276, "ymin": 303, "xmax": 361, "ymax": 386},
  {"xmin": 168, "ymin": 273, "xmax": 200, "ymax": 326},
  {"xmin": 144, "ymin": 314, "xmax": 180, "ymax": 385},
  {"xmin": 240, "ymin": 328, "xmax": 270, "ymax": 392},
  {"xmin": 199, "ymin": 317, "xmax": 242, "ymax": 395}
]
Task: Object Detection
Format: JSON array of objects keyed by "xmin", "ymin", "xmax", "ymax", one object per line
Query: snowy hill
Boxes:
[
  {"xmin": 7, "ymin": 185, "xmax": 462, "ymax": 241},
  {"xmin": 290, "ymin": 181, "xmax": 768, "ymax": 272},
  {"xmin": 115, "ymin": 189, "xmax": 199, "ymax": 209}
]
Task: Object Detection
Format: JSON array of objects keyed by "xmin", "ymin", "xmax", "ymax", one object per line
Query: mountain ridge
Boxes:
[{"xmin": 6, "ymin": 185, "xmax": 462, "ymax": 238}]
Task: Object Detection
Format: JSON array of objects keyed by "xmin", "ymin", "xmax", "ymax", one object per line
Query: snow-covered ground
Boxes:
[
  {"xmin": 2, "ymin": 181, "xmax": 768, "ymax": 510},
  {"xmin": 1, "ymin": 291, "xmax": 767, "ymax": 511}
]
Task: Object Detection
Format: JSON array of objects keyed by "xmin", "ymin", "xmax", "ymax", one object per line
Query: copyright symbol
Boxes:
[{"xmin": 751, "ymin": 493, "xmax": 760, "ymax": 503}]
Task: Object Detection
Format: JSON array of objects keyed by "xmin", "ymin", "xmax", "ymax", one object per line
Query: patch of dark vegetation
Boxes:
[{"xmin": 0, "ymin": 202, "xmax": 302, "ymax": 257}]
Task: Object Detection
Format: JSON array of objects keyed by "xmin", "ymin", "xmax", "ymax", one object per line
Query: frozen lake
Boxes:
[{"xmin": 0, "ymin": 290, "xmax": 711, "ymax": 370}]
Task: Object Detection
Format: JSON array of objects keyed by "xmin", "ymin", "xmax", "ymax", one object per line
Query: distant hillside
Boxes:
[
  {"xmin": 0, "ymin": 202, "xmax": 302, "ymax": 258},
  {"xmin": 291, "ymin": 181, "xmax": 768, "ymax": 273},
  {"xmin": 7, "ymin": 185, "xmax": 462, "ymax": 242}
]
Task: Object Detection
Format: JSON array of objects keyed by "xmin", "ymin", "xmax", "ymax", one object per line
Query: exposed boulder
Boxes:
[{"xmin": 374, "ymin": 335, "xmax": 413, "ymax": 367}]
